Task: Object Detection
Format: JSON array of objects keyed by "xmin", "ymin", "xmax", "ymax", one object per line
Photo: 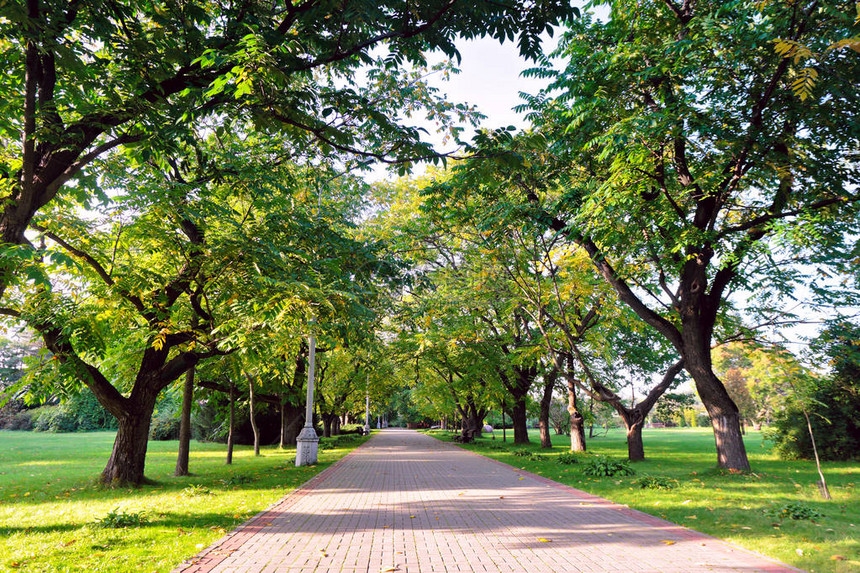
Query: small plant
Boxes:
[
  {"xmin": 634, "ymin": 475, "xmax": 677, "ymax": 490},
  {"xmin": 557, "ymin": 452, "xmax": 579, "ymax": 465},
  {"xmin": 772, "ymin": 502, "xmax": 823, "ymax": 521},
  {"xmin": 582, "ymin": 456, "xmax": 634, "ymax": 477},
  {"xmin": 94, "ymin": 508, "xmax": 147, "ymax": 529},
  {"xmin": 512, "ymin": 449, "xmax": 532, "ymax": 457},
  {"xmin": 182, "ymin": 484, "xmax": 213, "ymax": 497},
  {"xmin": 221, "ymin": 474, "xmax": 254, "ymax": 486}
]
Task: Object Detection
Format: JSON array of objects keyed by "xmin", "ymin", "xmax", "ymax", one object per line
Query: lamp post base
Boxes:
[{"xmin": 295, "ymin": 426, "xmax": 319, "ymax": 466}]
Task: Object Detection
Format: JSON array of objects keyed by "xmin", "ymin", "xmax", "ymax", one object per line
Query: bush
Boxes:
[
  {"xmin": 94, "ymin": 508, "xmax": 148, "ymax": 528},
  {"xmin": 0, "ymin": 401, "xmax": 34, "ymax": 431},
  {"xmin": 765, "ymin": 375, "xmax": 860, "ymax": 461},
  {"xmin": 557, "ymin": 452, "xmax": 579, "ymax": 465},
  {"xmin": 634, "ymin": 475, "xmax": 677, "ymax": 490},
  {"xmin": 771, "ymin": 502, "xmax": 823, "ymax": 521},
  {"xmin": 149, "ymin": 409, "xmax": 180, "ymax": 440},
  {"xmin": 32, "ymin": 405, "xmax": 78, "ymax": 433},
  {"xmin": 582, "ymin": 456, "xmax": 634, "ymax": 477}
]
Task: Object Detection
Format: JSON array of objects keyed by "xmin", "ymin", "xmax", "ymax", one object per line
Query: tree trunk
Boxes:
[
  {"xmin": 332, "ymin": 415, "xmax": 341, "ymax": 436},
  {"xmin": 226, "ymin": 385, "xmax": 235, "ymax": 465},
  {"xmin": 686, "ymin": 352, "xmax": 751, "ymax": 471},
  {"xmin": 567, "ymin": 379, "xmax": 586, "ymax": 452},
  {"xmin": 501, "ymin": 403, "xmax": 506, "ymax": 442},
  {"xmin": 101, "ymin": 398, "xmax": 158, "ymax": 486},
  {"xmin": 322, "ymin": 414, "xmax": 333, "ymax": 438},
  {"xmin": 511, "ymin": 398, "xmax": 529, "ymax": 444},
  {"xmin": 174, "ymin": 366, "xmax": 195, "ymax": 476},
  {"xmin": 626, "ymin": 417, "xmax": 645, "ymax": 462},
  {"xmin": 538, "ymin": 370, "xmax": 556, "ymax": 449},
  {"xmin": 248, "ymin": 376, "xmax": 260, "ymax": 456}
]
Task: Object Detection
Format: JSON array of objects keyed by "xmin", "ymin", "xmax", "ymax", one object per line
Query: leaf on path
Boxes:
[
  {"xmin": 537, "ymin": 538, "xmax": 552, "ymax": 543},
  {"xmin": 409, "ymin": 515, "xmax": 416, "ymax": 518},
  {"xmin": 381, "ymin": 567, "xmax": 399, "ymax": 572},
  {"xmin": 660, "ymin": 540, "xmax": 676, "ymax": 545},
  {"xmin": 518, "ymin": 477, "xmax": 525, "ymax": 480}
]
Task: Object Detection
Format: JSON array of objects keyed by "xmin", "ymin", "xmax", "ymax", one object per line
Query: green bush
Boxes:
[
  {"xmin": 582, "ymin": 456, "xmax": 634, "ymax": 477},
  {"xmin": 771, "ymin": 502, "xmax": 823, "ymax": 521},
  {"xmin": 764, "ymin": 377, "xmax": 860, "ymax": 462},
  {"xmin": 149, "ymin": 409, "xmax": 180, "ymax": 440},
  {"xmin": 32, "ymin": 405, "xmax": 78, "ymax": 433},
  {"xmin": 94, "ymin": 508, "xmax": 148, "ymax": 528},
  {"xmin": 634, "ymin": 475, "xmax": 677, "ymax": 490},
  {"xmin": 557, "ymin": 452, "xmax": 579, "ymax": 465},
  {"xmin": 512, "ymin": 449, "xmax": 531, "ymax": 457}
]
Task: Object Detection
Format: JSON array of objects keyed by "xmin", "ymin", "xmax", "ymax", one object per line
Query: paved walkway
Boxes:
[{"xmin": 175, "ymin": 429, "xmax": 798, "ymax": 573}]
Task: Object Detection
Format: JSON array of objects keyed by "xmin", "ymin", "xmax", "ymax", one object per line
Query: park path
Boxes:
[{"xmin": 174, "ymin": 429, "xmax": 798, "ymax": 573}]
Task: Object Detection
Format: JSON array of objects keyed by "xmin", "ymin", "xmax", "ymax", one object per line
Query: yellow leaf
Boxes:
[
  {"xmin": 538, "ymin": 538, "xmax": 552, "ymax": 543},
  {"xmin": 661, "ymin": 540, "xmax": 676, "ymax": 545}
]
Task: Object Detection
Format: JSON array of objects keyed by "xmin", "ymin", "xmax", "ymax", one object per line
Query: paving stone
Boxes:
[{"xmin": 174, "ymin": 429, "xmax": 799, "ymax": 573}]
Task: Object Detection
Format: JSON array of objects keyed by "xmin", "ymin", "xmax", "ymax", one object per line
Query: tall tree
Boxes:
[
  {"xmin": 0, "ymin": 0, "xmax": 574, "ymax": 300},
  {"xmin": 442, "ymin": 0, "xmax": 859, "ymax": 470}
]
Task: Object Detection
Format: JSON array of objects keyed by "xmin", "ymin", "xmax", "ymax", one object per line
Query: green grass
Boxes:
[
  {"xmin": 424, "ymin": 427, "xmax": 860, "ymax": 573},
  {"xmin": 0, "ymin": 430, "xmax": 369, "ymax": 572}
]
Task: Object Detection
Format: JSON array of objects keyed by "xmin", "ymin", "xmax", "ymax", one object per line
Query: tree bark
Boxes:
[
  {"xmin": 538, "ymin": 369, "xmax": 556, "ymax": 448},
  {"xmin": 332, "ymin": 415, "xmax": 341, "ymax": 435},
  {"xmin": 322, "ymin": 413, "xmax": 333, "ymax": 438},
  {"xmin": 174, "ymin": 366, "xmax": 195, "ymax": 476},
  {"xmin": 510, "ymin": 398, "xmax": 529, "ymax": 444},
  {"xmin": 101, "ymin": 398, "xmax": 158, "ymax": 486},
  {"xmin": 621, "ymin": 411, "xmax": 645, "ymax": 461},
  {"xmin": 226, "ymin": 384, "xmax": 235, "ymax": 465},
  {"xmin": 567, "ymin": 378, "xmax": 586, "ymax": 452}
]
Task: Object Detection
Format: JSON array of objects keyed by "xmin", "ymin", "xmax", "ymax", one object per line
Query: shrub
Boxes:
[
  {"xmin": 149, "ymin": 409, "xmax": 180, "ymax": 440},
  {"xmin": 182, "ymin": 484, "xmax": 212, "ymax": 497},
  {"xmin": 221, "ymin": 474, "xmax": 254, "ymax": 486},
  {"xmin": 771, "ymin": 502, "xmax": 823, "ymax": 521},
  {"xmin": 95, "ymin": 508, "xmax": 148, "ymax": 528},
  {"xmin": 765, "ymin": 375, "xmax": 860, "ymax": 461},
  {"xmin": 582, "ymin": 456, "xmax": 634, "ymax": 477},
  {"xmin": 512, "ymin": 449, "xmax": 532, "ymax": 457},
  {"xmin": 557, "ymin": 452, "xmax": 579, "ymax": 465},
  {"xmin": 32, "ymin": 405, "xmax": 77, "ymax": 433},
  {"xmin": 634, "ymin": 475, "xmax": 677, "ymax": 490}
]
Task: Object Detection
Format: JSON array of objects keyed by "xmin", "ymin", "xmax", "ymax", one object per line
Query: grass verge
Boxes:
[
  {"xmin": 424, "ymin": 427, "xmax": 859, "ymax": 573},
  {"xmin": 0, "ymin": 430, "xmax": 368, "ymax": 572}
]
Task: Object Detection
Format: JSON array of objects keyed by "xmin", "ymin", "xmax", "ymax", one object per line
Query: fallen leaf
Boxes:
[
  {"xmin": 537, "ymin": 538, "xmax": 552, "ymax": 543},
  {"xmin": 685, "ymin": 515, "xmax": 697, "ymax": 519},
  {"xmin": 831, "ymin": 555, "xmax": 845, "ymax": 561},
  {"xmin": 409, "ymin": 515, "xmax": 416, "ymax": 518},
  {"xmin": 681, "ymin": 500, "xmax": 691, "ymax": 505},
  {"xmin": 660, "ymin": 540, "xmax": 676, "ymax": 545},
  {"xmin": 518, "ymin": 477, "xmax": 525, "ymax": 481}
]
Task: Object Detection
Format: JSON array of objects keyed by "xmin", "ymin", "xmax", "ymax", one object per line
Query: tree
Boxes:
[
  {"xmin": 443, "ymin": 0, "xmax": 859, "ymax": 470},
  {"xmin": 0, "ymin": 0, "xmax": 575, "ymax": 302}
]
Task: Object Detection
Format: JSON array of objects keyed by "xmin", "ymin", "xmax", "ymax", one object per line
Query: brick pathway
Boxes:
[{"xmin": 174, "ymin": 429, "xmax": 799, "ymax": 573}]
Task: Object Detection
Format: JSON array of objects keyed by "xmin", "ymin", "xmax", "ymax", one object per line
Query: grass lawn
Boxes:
[
  {"xmin": 424, "ymin": 427, "xmax": 859, "ymax": 573},
  {"xmin": 0, "ymin": 430, "xmax": 369, "ymax": 572}
]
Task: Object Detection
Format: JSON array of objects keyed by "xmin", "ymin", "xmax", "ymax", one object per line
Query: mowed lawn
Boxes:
[
  {"xmin": 426, "ymin": 427, "xmax": 859, "ymax": 573},
  {"xmin": 0, "ymin": 431, "xmax": 368, "ymax": 572}
]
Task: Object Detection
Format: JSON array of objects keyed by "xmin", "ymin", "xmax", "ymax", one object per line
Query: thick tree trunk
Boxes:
[
  {"xmin": 332, "ymin": 415, "xmax": 341, "ymax": 436},
  {"xmin": 101, "ymin": 398, "xmax": 158, "ymax": 486},
  {"xmin": 226, "ymin": 385, "xmax": 235, "ymax": 465},
  {"xmin": 685, "ymin": 347, "xmax": 751, "ymax": 471},
  {"xmin": 567, "ymin": 380, "xmax": 586, "ymax": 452},
  {"xmin": 248, "ymin": 377, "xmax": 260, "ymax": 456},
  {"xmin": 174, "ymin": 366, "xmax": 195, "ymax": 476},
  {"xmin": 626, "ymin": 417, "xmax": 645, "ymax": 462},
  {"xmin": 538, "ymin": 371, "xmax": 556, "ymax": 449},
  {"xmin": 511, "ymin": 398, "xmax": 529, "ymax": 444},
  {"xmin": 322, "ymin": 414, "xmax": 333, "ymax": 438}
]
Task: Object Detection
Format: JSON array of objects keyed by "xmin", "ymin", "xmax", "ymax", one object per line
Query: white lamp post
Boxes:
[{"xmin": 295, "ymin": 331, "xmax": 319, "ymax": 466}]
